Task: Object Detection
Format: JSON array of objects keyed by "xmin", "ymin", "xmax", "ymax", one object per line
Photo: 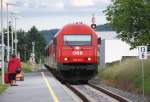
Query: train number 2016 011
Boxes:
[{"xmin": 72, "ymin": 51, "xmax": 83, "ymax": 55}]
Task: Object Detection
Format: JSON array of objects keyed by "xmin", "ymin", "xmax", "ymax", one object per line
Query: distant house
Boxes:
[{"xmin": 96, "ymin": 31, "xmax": 138, "ymax": 65}]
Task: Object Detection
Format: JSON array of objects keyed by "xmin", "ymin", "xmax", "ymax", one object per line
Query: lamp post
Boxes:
[
  {"xmin": 10, "ymin": 12, "xmax": 16, "ymax": 54},
  {"xmin": 1, "ymin": 0, "xmax": 5, "ymax": 84},
  {"xmin": 10, "ymin": 12, "xmax": 21, "ymax": 55},
  {"xmin": 6, "ymin": 3, "xmax": 16, "ymax": 61},
  {"xmin": 31, "ymin": 42, "xmax": 35, "ymax": 64},
  {"xmin": 14, "ymin": 17, "xmax": 18, "ymax": 56}
]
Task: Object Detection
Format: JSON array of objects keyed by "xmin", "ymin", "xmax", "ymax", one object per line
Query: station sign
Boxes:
[
  {"xmin": 138, "ymin": 46, "xmax": 147, "ymax": 60},
  {"xmin": 32, "ymin": 42, "xmax": 35, "ymax": 46},
  {"xmin": 14, "ymin": 39, "xmax": 18, "ymax": 43}
]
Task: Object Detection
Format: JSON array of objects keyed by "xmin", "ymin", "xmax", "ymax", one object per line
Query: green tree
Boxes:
[
  {"xmin": 17, "ymin": 29, "xmax": 28, "ymax": 62},
  {"xmin": 26, "ymin": 26, "xmax": 46, "ymax": 63},
  {"xmin": 104, "ymin": 0, "xmax": 150, "ymax": 50}
]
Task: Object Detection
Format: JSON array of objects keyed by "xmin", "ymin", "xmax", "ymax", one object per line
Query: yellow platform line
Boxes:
[{"xmin": 41, "ymin": 72, "xmax": 59, "ymax": 102}]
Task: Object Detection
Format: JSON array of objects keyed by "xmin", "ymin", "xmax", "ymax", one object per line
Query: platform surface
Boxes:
[{"xmin": 0, "ymin": 69, "xmax": 81, "ymax": 102}]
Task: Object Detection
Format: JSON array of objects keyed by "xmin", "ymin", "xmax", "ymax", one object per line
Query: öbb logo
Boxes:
[{"xmin": 72, "ymin": 51, "xmax": 83, "ymax": 55}]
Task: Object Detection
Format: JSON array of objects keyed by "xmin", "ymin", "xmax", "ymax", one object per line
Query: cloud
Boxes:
[
  {"xmin": 8, "ymin": 0, "xmax": 111, "ymax": 10},
  {"xmin": 56, "ymin": 2, "xmax": 64, "ymax": 9},
  {"xmin": 1, "ymin": 0, "xmax": 112, "ymax": 31},
  {"xmin": 70, "ymin": 0, "xmax": 111, "ymax": 7},
  {"xmin": 2, "ymin": 0, "xmax": 111, "ymax": 17},
  {"xmin": 71, "ymin": 0, "xmax": 95, "ymax": 7},
  {"xmin": 0, "ymin": 0, "xmax": 9, "ymax": 10}
]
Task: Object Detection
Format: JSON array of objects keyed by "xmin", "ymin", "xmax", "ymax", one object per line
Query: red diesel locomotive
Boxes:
[{"xmin": 45, "ymin": 23, "xmax": 99, "ymax": 82}]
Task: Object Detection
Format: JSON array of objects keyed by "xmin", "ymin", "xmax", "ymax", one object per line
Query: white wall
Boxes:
[
  {"xmin": 99, "ymin": 40, "xmax": 138, "ymax": 65},
  {"xmin": 97, "ymin": 31, "xmax": 139, "ymax": 65}
]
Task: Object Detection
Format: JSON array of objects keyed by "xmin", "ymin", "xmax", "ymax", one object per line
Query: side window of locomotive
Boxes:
[
  {"xmin": 98, "ymin": 37, "xmax": 101, "ymax": 45},
  {"xmin": 64, "ymin": 34, "xmax": 92, "ymax": 46},
  {"xmin": 53, "ymin": 38, "xmax": 56, "ymax": 46}
]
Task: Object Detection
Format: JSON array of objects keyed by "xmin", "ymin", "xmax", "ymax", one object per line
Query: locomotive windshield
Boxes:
[{"xmin": 64, "ymin": 34, "xmax": 91, "ymax": 46}]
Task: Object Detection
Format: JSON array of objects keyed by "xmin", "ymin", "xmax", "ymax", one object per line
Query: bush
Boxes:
[
  {"xmin": 0, "ymin": 73, "xmax": 7, "ymax": 94},
  {"xmin": 0, "ymin": 84, "xmax": 7, "ymax": 94},
  {"xmin": 21, "ymin": 62, "xmax": 32, "ymax": 73},
  {"xmin": 98, "ymin": 57, "xmax": 150, "ymax": 94}
]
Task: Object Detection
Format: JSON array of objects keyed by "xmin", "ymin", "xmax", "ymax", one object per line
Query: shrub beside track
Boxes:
[
  {"xmin": 0, "ymin": 72, "xmax": 7, "ymax": 94},
  {"xmin": 98, "ymin": 57, "xmax": 150, "ymax": 95}
]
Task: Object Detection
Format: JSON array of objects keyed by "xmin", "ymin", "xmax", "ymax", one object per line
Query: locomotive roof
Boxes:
[
  {"xmin": 54, "ymin": 23, "xmax": 93, "ymax": 37},
  {"xmin": 63, "ymin": 23, "xmax": 92, "ymax": 31},
  {"xmin": 45, "ymin": 23, "xmax": 94, "ymax": 49}
]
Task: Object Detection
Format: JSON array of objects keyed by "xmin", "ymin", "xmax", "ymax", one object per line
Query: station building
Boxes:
[{"xmin": 96, "ymin": 31, "xmax": 138, "ymax": 66}]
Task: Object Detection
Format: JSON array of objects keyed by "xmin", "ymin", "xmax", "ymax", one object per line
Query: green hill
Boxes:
[
  {"xmin": 96, "ymin": 24, "xmax": 114, "ymax": 31},
  {"xmin": 40, "ymin": 29, "xmax": 59, "ymax": 44}
]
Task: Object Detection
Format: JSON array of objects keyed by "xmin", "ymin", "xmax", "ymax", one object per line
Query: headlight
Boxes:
[
  {"xmin": 75, "ymin": 46, "xmax": 80, "ymax": 50},
  {"xmin": 87, "ymin": 57, "xmax": 91, "ymax": 61},
  {"xmin": 64, "ymin": 58, "xmax": 68, "ymax": 61}
]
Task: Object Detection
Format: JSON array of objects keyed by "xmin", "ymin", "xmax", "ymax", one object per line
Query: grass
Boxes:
[
  {"xmin": 0, "ymin": 72, "xmax": 8, "ymax": 95},
  {"xmin": 21, "ymin": 62, "xmax": 32, "ymax": 73},
  {"xmin": 0, "ymin": 84, "xmax": 7, "ymax": 95},
  {"xmin": 98, "ymin": 57, "xmax": 150, "ymax": 95}
]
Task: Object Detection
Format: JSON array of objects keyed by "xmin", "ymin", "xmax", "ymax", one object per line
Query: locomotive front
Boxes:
[{"xmin": 56, "ymin": 24, "xmax": 98, "ymax": 82}]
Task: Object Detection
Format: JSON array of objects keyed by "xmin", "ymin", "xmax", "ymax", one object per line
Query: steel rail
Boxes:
[
  {"xmin": 88, "ymin": 83, "xmax": 131, "ymax": 102},
  {"xmin": 65, "ymin": 84, "xmax": 90, "ymax": 102}
]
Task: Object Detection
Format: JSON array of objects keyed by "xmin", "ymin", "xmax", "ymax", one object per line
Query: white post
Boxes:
[
  {"xmin": 10, "ymin": 13, "xmax": 14, "ymax": 54},
  {"xmin": 31, "ymin": 42, "xmax": 35, "ymax": 64},
  {"xmin": 1, "ymin": 0, "xmax": 5, "ymax": 85},
  {"xmin": 141, "ymin": 60, "xmax": 144, "ymax": 102},
  {"xmin": 10, "ymin": 12, "xmax": 18, "ymax": 55},
  {"xmin": 14, "ymin": 17, "xmax": 17, "ymax": 55},
  {"xmin": 32, "ymin": 42, "xmax": 35, "ymax": 54},
  {"xmin": 138, "ymin": 46, "xmax": 147, "ymax": 102},
  {"xmin": 6, "ymin": 3, "xmax": 17, "ymax": 57},
  {"xmin": 6, "ymin": 3, "xmax": 10, "ymax": 61},
  {"xmin": 32, "ymin": 45, "xmax": 34, "ymax": 54},
  {"xmin": 11, "ymin": 22, "xmax": 14, "ymax": 54}
]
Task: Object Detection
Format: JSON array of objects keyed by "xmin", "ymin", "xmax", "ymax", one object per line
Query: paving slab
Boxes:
[
  {"xmin": 44, "ymin": 72, "xmax": 82, "ymax": 102},
  {"xmin": 0, "ymin": 70, "xmax": 81, "ymax": 102},
  {"xmin": 0, "ymin": 72, "xmax": 53, "ymax": 102}
]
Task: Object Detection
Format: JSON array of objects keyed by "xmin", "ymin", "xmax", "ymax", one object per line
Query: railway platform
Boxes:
[{"xmin": 0, "ymin": 69, "xmax": 82, "ymax": 102}]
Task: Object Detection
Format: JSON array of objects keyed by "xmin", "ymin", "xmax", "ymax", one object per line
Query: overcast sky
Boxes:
[{"xmin": 2, "ymin": 0, "xmax": 111, "ymax": 31}]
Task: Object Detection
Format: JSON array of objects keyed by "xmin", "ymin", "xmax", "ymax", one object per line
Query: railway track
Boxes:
[
  {"xmin": 46, "ymin": 66, "xmax": 131, "ymax": 102},
  {"xmin": 88, "ymin": 83, "xmax": 131, "ymax": 102},
  {"xmin": 65, "ymin": 83, "xmax": 131, "ymax": 102}
]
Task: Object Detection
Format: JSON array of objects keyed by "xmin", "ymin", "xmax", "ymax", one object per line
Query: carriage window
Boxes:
[{"xmin": 64, "ymin": 34, "xmax": 91, "ymax": 46}]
